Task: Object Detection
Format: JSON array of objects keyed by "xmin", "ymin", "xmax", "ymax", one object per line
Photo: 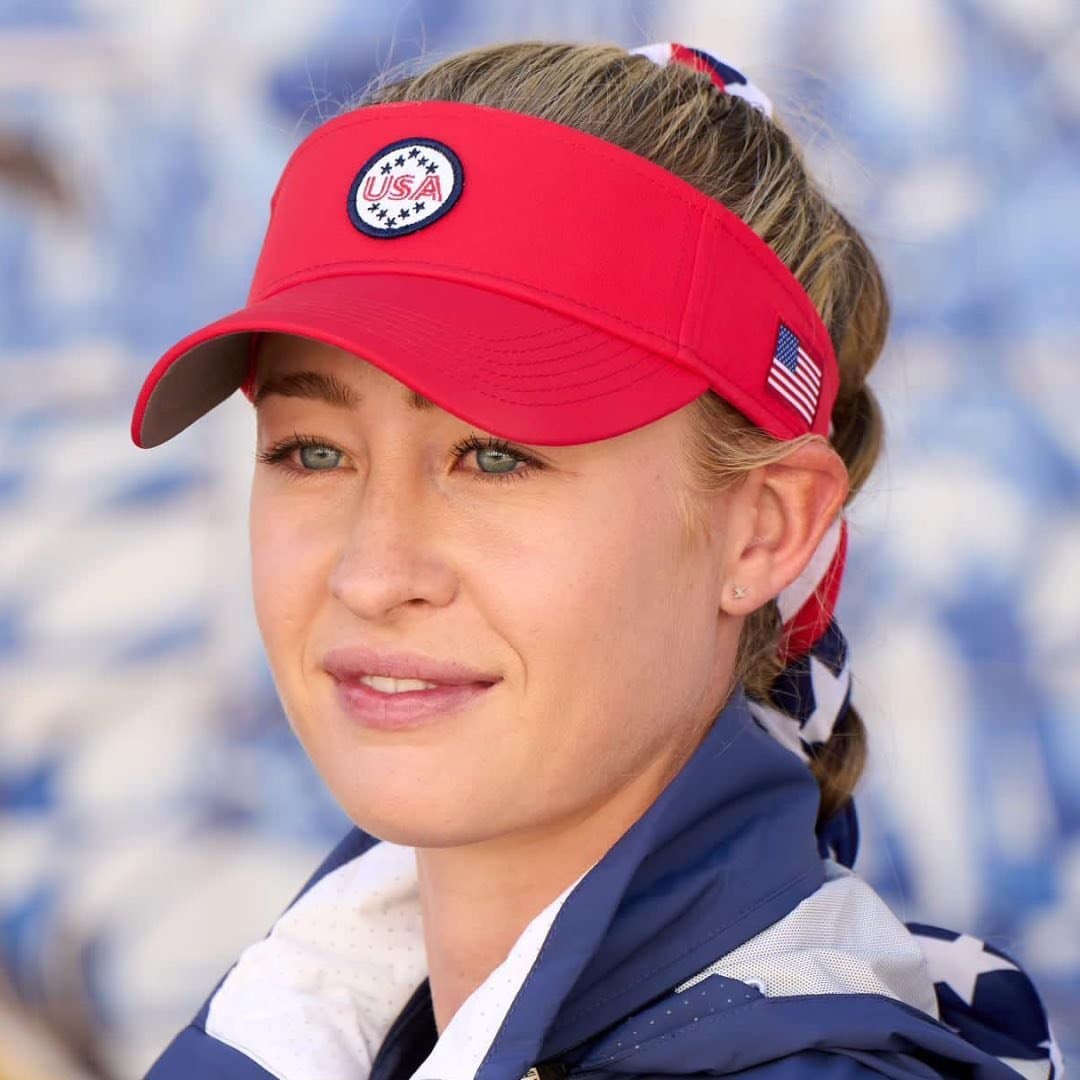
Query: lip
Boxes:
[
  {"xmin": 322, "ymin": 644, "xmax": 500, "ymax": 686},
  {"xmin": 333, "ymin": 677, "xmax": 496, "ymax": 731}
]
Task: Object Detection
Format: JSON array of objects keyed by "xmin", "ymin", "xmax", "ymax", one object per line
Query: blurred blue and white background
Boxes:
[{"xmin": 1, "ymin": 1, "xmax": 1077, "ymax": 1077}]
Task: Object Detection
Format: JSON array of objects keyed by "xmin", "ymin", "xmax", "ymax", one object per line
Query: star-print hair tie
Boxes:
[{"xmin": 629, "ymin": 41, "xmax": 774, "ymax": 118}]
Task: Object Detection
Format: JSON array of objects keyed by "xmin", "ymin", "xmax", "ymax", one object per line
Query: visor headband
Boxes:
[{"xmin": 234, "ymin": 99, "xmax": 838, "ymax": 440}]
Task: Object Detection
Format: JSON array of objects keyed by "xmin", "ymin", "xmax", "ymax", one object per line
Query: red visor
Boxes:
[{"xmin": 130, "ymin": 100, "xmax": 838, "ymax": 449}]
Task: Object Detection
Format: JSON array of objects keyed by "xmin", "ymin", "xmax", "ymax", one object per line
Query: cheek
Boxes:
[
  {"xmin": 472, "ymin": 497, "xmax": 641, "ymax": 690},
  {"xmin": 517, "ymin": 484, "xmax": 703, "ymax": 755},
  {"xmin": 249, "ymin": 489, "xmax": 333, "ymax": 662},
  {"xmin": 556, "ymin": 484, "xmax": 688, "ymax": 652}
]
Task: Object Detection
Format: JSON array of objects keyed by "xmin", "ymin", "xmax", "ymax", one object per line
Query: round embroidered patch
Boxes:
[{"xmin": 348, "ymin": 137, "xmax": 463, "ymax": 238}]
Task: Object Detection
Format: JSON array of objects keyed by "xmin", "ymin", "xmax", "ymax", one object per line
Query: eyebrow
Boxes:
[{"xmin": 252, "ymin": 370, "xmax": 436, "ymax": 412}]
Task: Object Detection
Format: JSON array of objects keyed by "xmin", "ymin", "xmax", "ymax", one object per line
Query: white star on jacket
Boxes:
[{"xmin": 914, "ymin": 932, "xmax": 1018, "ymax": 1006}]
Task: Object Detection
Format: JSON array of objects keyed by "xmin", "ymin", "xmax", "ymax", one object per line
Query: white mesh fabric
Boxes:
[
  {"xmin": 675, "ymin": 861, "xmax": 939, "ymax": 1019},
  {"xmin": 204, "ymin": 838, "xmax": 590, "ymax": 1080}
]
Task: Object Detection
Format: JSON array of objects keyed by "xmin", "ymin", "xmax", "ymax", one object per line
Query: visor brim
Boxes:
[{"xmin": 130, "ymin": 273, "xmax": 709, "ymax": 449}]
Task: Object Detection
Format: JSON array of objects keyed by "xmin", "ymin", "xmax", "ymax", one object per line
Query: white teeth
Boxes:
[{"xmin": 359, "ymin": 674, "xmax": 441, "ymax": 693}]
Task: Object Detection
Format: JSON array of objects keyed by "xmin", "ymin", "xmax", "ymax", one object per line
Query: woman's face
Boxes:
[{"xmin": 249, "ymin": 332, "xmax": 741, "ymax": 847}]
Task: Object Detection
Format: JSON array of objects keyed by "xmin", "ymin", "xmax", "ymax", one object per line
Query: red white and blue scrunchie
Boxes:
[{"xmin": 630, "ymin": 41, "xmax": 775, "ymax": 118}]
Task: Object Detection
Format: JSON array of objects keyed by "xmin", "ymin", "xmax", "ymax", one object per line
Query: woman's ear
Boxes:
[{"xmin": 719, "ymin": 441, "xmax": 849, "ymax": 614}]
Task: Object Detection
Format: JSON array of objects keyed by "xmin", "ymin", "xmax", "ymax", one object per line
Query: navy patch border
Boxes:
[{"xmin": 347, "ymin": 136, "xmax": 464, "ymax": 239}]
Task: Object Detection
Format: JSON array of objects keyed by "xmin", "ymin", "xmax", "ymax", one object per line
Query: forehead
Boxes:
[{"xmin": 252, "ymin": 332, "xmax": 437, "ymax": 414}]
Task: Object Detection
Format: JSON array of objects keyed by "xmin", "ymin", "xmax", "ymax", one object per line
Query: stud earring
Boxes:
[{"xmin": 731, "ymin": 585, "xmax": 749, "ymax": 599}]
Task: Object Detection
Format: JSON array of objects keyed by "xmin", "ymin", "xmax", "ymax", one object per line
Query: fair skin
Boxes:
[{"xmin": 249, "ymin": 332, "xmax": 848, "ymax": 1033}]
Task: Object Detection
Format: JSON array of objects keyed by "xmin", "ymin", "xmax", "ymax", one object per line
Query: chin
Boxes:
[
  {"xmin": 337, "ymin": 791, "xmax": 514, "ymax": 850},
  {"xmin": 288, "ymin": 686, "xmax": 521, "ymax": 845},
  {"xmin": 313, "ymin": 753, "xmax": 512, "ymax": 849}
]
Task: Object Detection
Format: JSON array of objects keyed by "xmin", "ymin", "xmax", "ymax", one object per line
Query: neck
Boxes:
[{"xmin": 415, "ymin": 745, "xmax": 696, "ymax": 1035}]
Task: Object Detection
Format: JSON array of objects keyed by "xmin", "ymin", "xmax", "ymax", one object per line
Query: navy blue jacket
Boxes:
[{"xmin": 144, "ymin": 685, "xmax": 1062, "ymax": 1080}]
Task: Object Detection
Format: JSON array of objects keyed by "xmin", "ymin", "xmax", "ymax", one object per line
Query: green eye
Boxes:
[
  {"xmin": 297, "ymin": 444, "xmax": 342, "ymax": 470},
  {"xmin": 256, "ymin": 433, "xmax": 344, "ymax": 473},
  {"xmin": 450, "ymin": 435, "xmax": 541, "ymax": 483}
]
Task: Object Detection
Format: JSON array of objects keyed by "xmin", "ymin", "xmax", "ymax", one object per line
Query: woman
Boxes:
[{"xmin": 129, "ymin": 41, "xmax": 1061, "ymax": 1080}]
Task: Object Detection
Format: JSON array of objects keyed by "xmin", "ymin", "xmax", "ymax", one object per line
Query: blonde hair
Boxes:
[{"xmin": 352, "ymin": 41, "xmax": 888, "ymax": 825}]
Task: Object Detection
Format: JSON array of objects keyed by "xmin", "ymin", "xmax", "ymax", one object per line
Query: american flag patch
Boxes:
[{"xmin": 767, "ymin": 322, "xmax": 822, "ymax": 425}]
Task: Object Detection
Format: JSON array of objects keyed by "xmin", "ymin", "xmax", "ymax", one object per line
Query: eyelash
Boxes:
[{"xmin": 255, "ymin": 432, "xmax": 542, "ymax": 484}]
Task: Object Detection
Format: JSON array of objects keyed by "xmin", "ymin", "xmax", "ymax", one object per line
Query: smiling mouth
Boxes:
[{"xmin": 332, "ymin": 674, "xmax": 496, "ymax": 731}]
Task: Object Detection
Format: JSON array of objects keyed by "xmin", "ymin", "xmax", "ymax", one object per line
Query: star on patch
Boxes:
[
  {"xmin": 376, "ymin": 209, "xmax": 387, "ymax": 220},
  {"xmin": 399, "ymin": 208, "xmax": 410, "ymax": 218},
  {"xmin": 408, "ymin": 147, "xmax": 420, "ymax": 158},
  {"xmin": 418, "ymin": 155, "xmax": 429, "ymax": 165},
  {"xmin": 425, "ymin": 163, "xmax": 437, "ymax": 174},
  {"xmin": 380, "ymin": 162, "xmax": 392, "ymax": 174},
  {"xmin": 394, "ymin": 154, "xmax": 405, "ymax": 166},
  {"xmin": 413, "ymin": 201, "xmax": 426, "ymax": 211},
  {"xmin": 367, "ymin": 202, "xmax": 380, "ymax": 211}
]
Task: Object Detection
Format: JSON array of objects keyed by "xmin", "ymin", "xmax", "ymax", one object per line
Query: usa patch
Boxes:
[{"xmin": 348, "ymin": 137, "xmax": 463, "ymax": 238}]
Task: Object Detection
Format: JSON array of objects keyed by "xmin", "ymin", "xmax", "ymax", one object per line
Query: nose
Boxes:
[{"xmin": 327, "ymin": 467, "xmax": 456, "ymax": 620}]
